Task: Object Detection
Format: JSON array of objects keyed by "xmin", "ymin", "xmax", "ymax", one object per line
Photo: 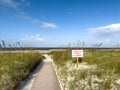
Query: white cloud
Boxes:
[
  {"xmin": 21, "ymin": 34, "xmax": 44, "ymax": 42},
  {"xmin": 0, "ymin": 0, "xmax": 18, "ymax": 8},
  {"xmin": 89, "ymin": 23, "xmax": 120, "ymax": 36},
  {"xmin": 0, "ymin": 0, "xmax": 58, "ymax": 29},
  {"xmin": 16, "ymin": 11, "xmax": 58, "ymax": 29},
  {"xmin": 42, "ymin": 22, "xmax": 57, "ymax": 29},
  {"xmin": 0, "ymin": 0, "xmax": 30, "ymax": 8},
  {"xmin": 87, "ymin": 23, "xmax": 120, "ymax": 47},
  {"xmin": 17, "ymin": 11, "xmax": 40, "ymax": 24}
]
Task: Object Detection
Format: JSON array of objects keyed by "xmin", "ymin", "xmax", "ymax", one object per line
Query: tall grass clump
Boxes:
[
  {"xmin": 51, "ymin": 49, "xmax": 120, "ymax": 90},
  {"xmin": 84, "ymin": 49, "xmax": 120, "ymax": 74},
  {"xmin": 50, "ymin": 49, "xmax": 72, "ymax": 66},
  {"xmin": 0, "ymin": 52, "xmax": 44, "ymax": 90}
]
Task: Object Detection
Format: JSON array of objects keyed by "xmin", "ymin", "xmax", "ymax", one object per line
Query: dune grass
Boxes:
[
  {"xmin": 83, "ymin": 49, "xmax": 120, "ymax": 74},
  {"xmin": 50, "ymin": 49, "xmax": 120, "ymax": 90},
  {"xmin": 0, "ymin": 52, "xmax": 44, "ymax": 90}
]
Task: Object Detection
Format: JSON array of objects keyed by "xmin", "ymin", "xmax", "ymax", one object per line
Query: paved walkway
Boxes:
[{"xmin": 31, "ymin": 55, "xmax": 61, "ymax": 90}]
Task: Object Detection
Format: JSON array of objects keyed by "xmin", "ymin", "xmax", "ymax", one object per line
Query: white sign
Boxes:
[{"xmin": 72, "ymin": 50, "xmax": 83, "ymax": 57}]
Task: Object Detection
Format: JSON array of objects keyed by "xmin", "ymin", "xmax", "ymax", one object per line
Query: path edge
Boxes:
[
  {"xmin": 18, "ymin": 60, "xmax": 44, "ymax": 90},
  {"xmin": 51, "ymin": 60, "xmax": 64, "ymax": 90}
]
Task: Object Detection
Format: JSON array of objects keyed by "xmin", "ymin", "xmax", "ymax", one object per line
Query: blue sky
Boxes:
[{"xmin": 0, "ymin": 0, "xmax": 120, "ymax": 47}]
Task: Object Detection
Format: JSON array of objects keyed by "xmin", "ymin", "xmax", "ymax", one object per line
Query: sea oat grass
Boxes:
[
  {"xmin": 0, "ymin": 52, "xmax": 44, "ymax": 90},
  {"xmin": 51, "ymin": 49, "xmax": 120, "ymax": 90}
]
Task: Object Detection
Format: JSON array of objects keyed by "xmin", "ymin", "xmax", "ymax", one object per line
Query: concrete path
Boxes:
[
  {"xmin": 31, "ymin": 55, "xmax": 61, "ymax": 90},
  {"xmin": 19, "ymin": 54, "xmax": 61, "ymax": 90}
]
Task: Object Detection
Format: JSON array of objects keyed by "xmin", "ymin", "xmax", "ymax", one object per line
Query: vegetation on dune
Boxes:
[
  {"xmin": 84, "ymin": 49, "xmax": 120, "ymax": 74},
  {"xmin": 50, "ymin": 50, "xmax": 71, "ymax": 66},
  {"xmin": 0, "ymin": 52, "xmax": 44, "ymax": 90},
  {"xmin": 50, "ymin": 49, "xmax": 120, "ymax": 90}
]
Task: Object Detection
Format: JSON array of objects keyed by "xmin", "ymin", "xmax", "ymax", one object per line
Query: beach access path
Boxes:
[{"xmin": 19, "ymin": 54, "xmax": 61, "ymax": 90}]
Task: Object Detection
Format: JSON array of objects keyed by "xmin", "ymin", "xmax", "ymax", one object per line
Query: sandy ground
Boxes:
[{"xmin": 18, "ymin": 54, "xmax": 61, "ymax": 90}]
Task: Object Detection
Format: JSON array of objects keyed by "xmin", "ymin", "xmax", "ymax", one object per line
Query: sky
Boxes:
[{"xmin": 0, "ymin": 0, "xmax": 120, "ymax": 47}]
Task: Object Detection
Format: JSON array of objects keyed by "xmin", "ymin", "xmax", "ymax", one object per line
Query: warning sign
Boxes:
[{"xmin": 72, "ymin": 50, "xmax": 83, "ymax": 57}]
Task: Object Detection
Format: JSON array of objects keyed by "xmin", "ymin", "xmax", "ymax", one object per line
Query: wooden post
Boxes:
[{"xmin": 77, "ymin": 57, "xmax": 79, "ymax": 68}]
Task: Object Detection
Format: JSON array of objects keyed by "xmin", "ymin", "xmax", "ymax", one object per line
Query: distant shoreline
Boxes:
[{"xmin": 0, "ymin": 47, "xmax": 120, "ymax": 51}]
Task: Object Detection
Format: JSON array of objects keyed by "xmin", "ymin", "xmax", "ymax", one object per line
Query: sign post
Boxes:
[
  {"xmin": 77, "ymin": 57, "xmax": 79, "ymax": 68},
  {"xmin": 72, "ymin": 50, "xmax": 83, "ymax": 68}
]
